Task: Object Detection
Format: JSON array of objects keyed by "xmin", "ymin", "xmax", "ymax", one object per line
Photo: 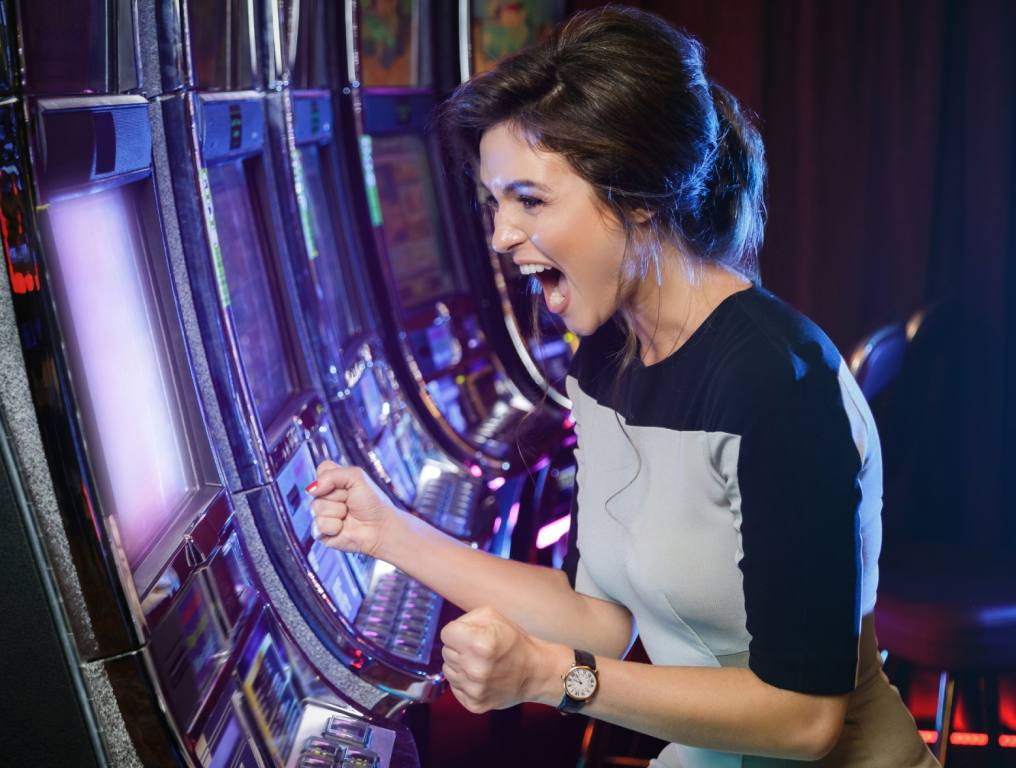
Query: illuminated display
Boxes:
[
  {"xmin": 377, "ymin": 429, "xmax": 415, "ymax": 503},
  {"xmin": 47, "ymin": 185, "xmax": 198, "ymax": 574},
  {"xmin": 309, "ymin": 541, "xmax": 363, "ymax": 620},
  {"xmin": 426, "ymin": 377, "xmax": 467, "ymax": 434},
  {"xmin": 176, "ymin": 578, "xmax": 225, "ymax": 694},
  {"xmin": 357, "ymin": 0, "xmax": 419, "ymax": 87},
  {"xmin": 357, "ymin": 369, "xmax": 386, "ymax": 436},
  {"xmin": 297, "ymin": 144, "xmax": 365, "ymax": 341},
  {"xmin": 276, "ymin": 442, "xmax": 317, "ymax": 546},
  {"xmin": 0, "ymin": 124, "xmax": 39, "ymax": 295},
  {"xmin": 207, "ymin": 159, "xmax": 299, "ymax": 428},
  {"xmin": 394, "ymin": 413, "xmax": 426, "ymax": 480},
  {"xmin": 240, "ymin": 618, "xmax": 303, "ymax": 764},
  {"xmin": 370, "ymin": 134, "xmax": 456, "ymax": 307}
]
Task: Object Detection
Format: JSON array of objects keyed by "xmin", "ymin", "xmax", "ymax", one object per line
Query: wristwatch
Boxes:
[{"xmin": 558, "ymin": 649, "xmax": 598, "ymax": 714}]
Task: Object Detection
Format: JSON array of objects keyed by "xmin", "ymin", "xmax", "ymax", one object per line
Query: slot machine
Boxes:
[
  {"xmin": 1, "ymin": 1, "xmax": 421, "ymax": 765},
  {"xmin": 456, "ymin": 0, "xmax": 576, "ymax": 403},
  {"xmin": 262, "ymin": 0, "xmax": 505, "ymax": 550},
  {"xmin": 153, "ymin": 0, "xmax": 464, "ymax": 716},
  {"xmin": 341, "ymin": 0, "xmax": 571, "ymax": 484}
]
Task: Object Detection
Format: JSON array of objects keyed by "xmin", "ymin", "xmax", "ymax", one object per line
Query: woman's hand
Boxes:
[
  {"xmin": 307, "ymin": 461, "xmax": 398, "ymax": 559},
  {"xmin": 439, "ymin": 606, "xmax": 567, "ymax": 713}
]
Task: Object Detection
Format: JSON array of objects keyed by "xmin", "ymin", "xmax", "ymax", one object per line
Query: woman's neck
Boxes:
[{"xmin": 630, "ymin": 250, "xmax": 752, "ymax": 366}]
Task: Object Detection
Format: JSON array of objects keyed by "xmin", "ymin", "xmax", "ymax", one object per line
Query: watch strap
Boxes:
[{"xmin": 558, "ymin": 649, "xmax": 597, "ymax": 715}]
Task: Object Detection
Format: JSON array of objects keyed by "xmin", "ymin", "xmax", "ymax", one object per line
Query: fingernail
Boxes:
[{"xmin": 305, "ymin": 481, "xmax": 318, "ymax": 494}]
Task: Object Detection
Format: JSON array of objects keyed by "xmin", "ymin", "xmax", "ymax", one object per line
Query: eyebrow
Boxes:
[{"xmin": 478, "ymin": 178, "xmax": 552, "ymax": 196}]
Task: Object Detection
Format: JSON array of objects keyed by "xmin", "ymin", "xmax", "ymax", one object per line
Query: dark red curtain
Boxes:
[{"xmin": 570, "ymin": 0, "xmax": 1016, "ymax": 553}]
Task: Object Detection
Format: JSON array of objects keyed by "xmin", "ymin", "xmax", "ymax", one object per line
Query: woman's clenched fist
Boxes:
[{"xmin": 306, "ymin": 461, "xmax": 397, "ymax": 559}]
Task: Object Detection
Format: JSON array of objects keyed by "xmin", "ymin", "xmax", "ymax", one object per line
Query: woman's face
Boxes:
[{"xmin": 478, "ymin": 123, "xmax": 629, "ymax": 337}]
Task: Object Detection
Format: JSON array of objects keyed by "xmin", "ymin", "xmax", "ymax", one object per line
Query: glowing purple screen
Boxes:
[
  {"xmin": 207, "ymin": 159, "xmax": 298, "ymax": 428},
  {"xmin": 48, "ymin": 187, "xmax": 197, "ymax": 569}
]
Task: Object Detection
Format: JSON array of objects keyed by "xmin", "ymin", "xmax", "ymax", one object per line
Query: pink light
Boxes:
[
  {"xmin": 492, "ymin": 517, "xmax": 502, "ymax": 534},
  {"xmin": 919, "ymin": 731, "xmax": 938, "ymax": 745},
  {"xmin": 563, "ymin": 416, "xmax": 575, "ymax": 429},
  {"xmin": 949, "ymin": 732, "xmax": 989, "ymax": 747},
  {"xmin": 1000, "ymin": 735, "xmax": 1016, "ymax": 748},
  {"xmin": 507, "ymin": 502, "xmax": 520, "ymax": 534},
  {"xmin": 487, "ymin": 476, "xmax": 506, "ymax": 491},
  {"xmin": 532, "ymin": 455, "xmax": 550, "ymax": 472},
  {"xmin": 563, "ymin": 435, "xmax": 577, "ymax": 448},
  {"xmin": 469, "ymin": 464, "xmax": 483, "ymax": 478},
  {"xmin": 536, "ymin": 514, "xmax": 571, "ymax": 550}
]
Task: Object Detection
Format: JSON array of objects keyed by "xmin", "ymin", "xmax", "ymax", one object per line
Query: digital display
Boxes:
[
  {"xmin": 298, "ymin": 144, "xmax": 365, "ymax": 340},
  {"xmin": 426, "ymin": 319, "xmax": 459, "ymax": 371},
  {"xmin": 175, "ymin": 578, "xmax": 225, "ymax": 695},
  {"xmin": 309, "ymin": 541, "xmax": 363, "ymax": 620},
  {"xmin": 370, "ymin": 134, "xmax": 457, "ymax": 308},
  {"xmin": 377, "ymin": 429, "xmax": 415, "ymax": 503},
  {"xmin": 47, "ymin": 185, "xmax": 198, "ymax": 576},
  {"xmin": 357, "ymin": 369, "xmax": 386, "ymax": 436},
  {"xmin": 276, "ymin": 442, "xmax": 317, "ymax": 546},
  {"xmin": 208, "ymin": 159, "xmax": 299, "ymax": 428},
  {"xmin": 239, "ymin": 614, "xmax": 303, "ymax": 764},
  {"xmin": 427, "ymin": 377, "xmax": 467, "ymax": 434},
  {"xmin": 357, "ymin": 0, "xmax": 419, "ymax": 87},
  {"xmin": 394, "ymin": 413, "xmax": 426, "ymax": 480}
]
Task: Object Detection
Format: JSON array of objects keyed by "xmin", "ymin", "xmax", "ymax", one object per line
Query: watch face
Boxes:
[{"xmin": 565, "ymin": 667, "xmax": 597, "ymax": 700}]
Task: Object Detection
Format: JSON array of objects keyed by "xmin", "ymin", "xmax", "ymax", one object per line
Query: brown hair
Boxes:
[{"xmin": 439, "ymin": 5, "xmax": 766, "ymax": 372}]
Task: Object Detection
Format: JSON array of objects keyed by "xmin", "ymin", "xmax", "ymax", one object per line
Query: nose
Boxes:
[{"xmin": 490, "ymin": 211, "xmax": 526, "ymax": 254}]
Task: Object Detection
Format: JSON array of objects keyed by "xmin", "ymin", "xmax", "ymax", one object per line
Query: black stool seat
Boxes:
[{"xmin": 876, "ymin": 558, "xmax": 1016, "ymax": 671}]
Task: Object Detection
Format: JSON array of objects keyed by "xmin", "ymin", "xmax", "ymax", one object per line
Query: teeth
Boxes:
[
  {"xmin": 519, "ymin": 263, "xmax": 553, "ymax": 275},
  {"xmin": 549, "ymin": 287, "xmax": 564, "ymax": 308}
]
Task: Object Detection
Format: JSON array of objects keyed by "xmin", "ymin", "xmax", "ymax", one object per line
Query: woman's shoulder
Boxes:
[{"xmin": 707, "ymin": 287, "xmax": 850, "ymax": 422}]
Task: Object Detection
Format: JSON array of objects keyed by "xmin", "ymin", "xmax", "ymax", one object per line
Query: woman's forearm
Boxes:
[
  {"xmin": 526, "ymin": 643, "xmax": 848, "ymax": 761},
  {"xmin": 378, "ymin": 510, "xmax": 634, "ymax": 658}
]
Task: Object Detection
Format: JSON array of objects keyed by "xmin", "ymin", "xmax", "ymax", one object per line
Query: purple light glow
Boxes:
[
  {"xmin": 486, "ymin": 476, "xmax": 506, "ymax": 491},
  {"xmin": 536, "ymin": 514, "xmax": 571, "ymax": 550},
  {"xmin": 49, "ymin": 188, "xmax": 196, "ymax": 569}
]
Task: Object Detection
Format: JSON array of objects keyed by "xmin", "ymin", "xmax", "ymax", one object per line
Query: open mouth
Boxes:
[{"xmin": 519, "ymin": 263, "xmax": 569, "ymax": 314}]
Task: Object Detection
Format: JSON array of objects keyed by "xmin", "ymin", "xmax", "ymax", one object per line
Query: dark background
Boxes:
[{"xmin": 568, "ymin": 0, "xmax": 1016, "ymax": 557}]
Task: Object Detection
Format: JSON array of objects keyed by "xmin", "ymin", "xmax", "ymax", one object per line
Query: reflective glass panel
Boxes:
[
  {"xmin": 207, "ymin": 159, "xmax": 299, "ymax": 427},
  {"xmin": 370, "ymin": 134, "xmax": 456, "ymax": 308},
  {"xmin": 47, "ymin": 185, "xmax": 197, "ymax": 570}
]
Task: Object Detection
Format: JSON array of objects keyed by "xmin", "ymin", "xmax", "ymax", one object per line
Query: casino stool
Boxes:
[{"xmin": 851, "ymin": 307, "xmax": 1016, "ymax": 765}]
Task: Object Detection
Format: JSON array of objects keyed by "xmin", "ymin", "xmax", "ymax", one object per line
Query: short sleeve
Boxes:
[{"xmin": 731, "ymin": 360, "xmax": 864, "ymax": 695}]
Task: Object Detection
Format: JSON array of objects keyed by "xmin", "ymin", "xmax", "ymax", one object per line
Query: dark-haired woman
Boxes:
[{"xmin": 308, "ymin": 7, "xmax": 939, "ymax": 766}]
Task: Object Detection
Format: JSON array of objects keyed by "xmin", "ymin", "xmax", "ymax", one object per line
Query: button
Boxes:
[
  {"xmin": 325, "ymin": 716, "xmax": 371, "ymax": 748},
  {"xmin": 304, "ymin": 736, "xmax": 346, "ymax": 760},
  {"xmin": 341, "ymin": 750, "xmax": 380, "ymax": 768}
]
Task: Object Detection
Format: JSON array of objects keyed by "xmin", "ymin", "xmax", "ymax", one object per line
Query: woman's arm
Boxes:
[
  {"xmin": 440, "ymin": 607, "xmax": 849, "ymax": 762},
  {"xmin": 308, "ymin": 461, "xmax": 635, "ymax": 659}
]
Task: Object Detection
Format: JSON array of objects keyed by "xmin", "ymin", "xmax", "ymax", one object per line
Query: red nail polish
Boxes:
[{"xmin": 305, "ymin": 481, "xmax": 318, "ymax": 494}]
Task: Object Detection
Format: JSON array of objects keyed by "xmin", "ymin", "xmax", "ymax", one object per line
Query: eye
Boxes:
[{"xmin": 518, "ymin": 195, "xmax": 543, "ymax": 211}]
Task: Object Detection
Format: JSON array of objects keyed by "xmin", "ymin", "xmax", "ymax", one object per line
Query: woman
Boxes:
[{"xmin": 308, "ymin": 8, "xmax": 938, "ymax": 766}]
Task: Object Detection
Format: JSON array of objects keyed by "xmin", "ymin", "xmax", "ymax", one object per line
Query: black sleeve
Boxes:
[{"xmin": 735, "ymin": 361, "xmax": 864, "ymax": 695}]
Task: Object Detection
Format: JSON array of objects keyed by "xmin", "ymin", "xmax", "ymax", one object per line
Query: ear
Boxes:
[{"xmin": 629, "ymin": 208, "xmax": 654, "ymax": 225}]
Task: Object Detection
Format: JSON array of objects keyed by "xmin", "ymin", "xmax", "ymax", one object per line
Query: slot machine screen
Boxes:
[
  {"xmin": 369, "ymin": 134, "xmax": 457, "ymax": 308},
  {"xmin": 357, "ymin": 367, "xmax": 386, "ymax": 436},
  {"xmin": 297, "ymin": 144, "xmax": 365, "ymax": 340},
  {"xmin": 309, "ymin": 541, "xmax": 364, "ymax": 620},
  {"xmin": 275, "ymin": 442, "xmax": 317, "ymax": 546},
  {"xmin": 47, "ymin": 185, "xmax": 202, "ymax": 588},
  {"xmin": 207, "ymin": 159, "xmax": 300, "ymax": 428},
  {"xmin": 238, "ymin": 612, "xmax": 303, "ymax": 763},
  {"xmin": 357, "ymin": 0, "xmax": 420, "ymax": 87},
  {"xmin": 377, "ymin": 429, "xmax": 415, "ymax": 503}
]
